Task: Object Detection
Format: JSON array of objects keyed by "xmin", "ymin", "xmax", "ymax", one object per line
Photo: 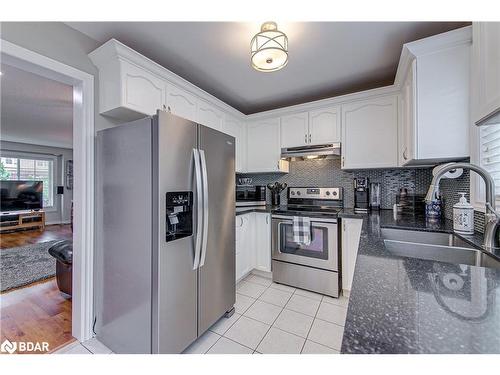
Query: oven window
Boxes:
[{"xmin": 279, "ymin": 223, "xmax": 328, "ymax": 260}]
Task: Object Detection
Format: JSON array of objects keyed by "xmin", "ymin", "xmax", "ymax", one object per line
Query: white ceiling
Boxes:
[
  {"xmin": 68, "ymin": 21, "xmax": 469, "ymax": 114},
  {"xmin": 0, "ymin": 63, "xmax": 73, "ymax": 149}
]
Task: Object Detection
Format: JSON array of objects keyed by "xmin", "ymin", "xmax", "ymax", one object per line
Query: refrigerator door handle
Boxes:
[
  {"xmin": 199, "ymin": 149, "xmax": 209, "ymax": 267},
  {"xmin": 192, "ymin": 148, "xmax": 203, "ymax": 270}
]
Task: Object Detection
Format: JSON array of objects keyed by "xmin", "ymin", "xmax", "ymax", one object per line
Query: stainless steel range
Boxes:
[{"xmin": 271, "ymin": 187, "xmax": 343, "ymax": 297}]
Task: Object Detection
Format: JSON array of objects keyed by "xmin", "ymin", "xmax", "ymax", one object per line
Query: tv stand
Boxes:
[{"xmin": 0, "ymin": 210, "xmax": 46, "ymax": 233}]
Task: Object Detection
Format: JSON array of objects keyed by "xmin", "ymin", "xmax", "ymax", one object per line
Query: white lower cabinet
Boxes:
[
  {"xmin": 254, "ymin": 213, "xmax": 272, "ymax": 273},
  {"xmin": 341, "ymin": 218, "xmax": 363, "ymax": 294},
  {"xmin": 235, "ymin": 212, "xmax": 271, "ymax": 282}
]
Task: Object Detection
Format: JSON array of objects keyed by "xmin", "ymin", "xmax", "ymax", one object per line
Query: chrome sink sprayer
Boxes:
[{"xmin": 425, "ymin": 162, "xmax": 500, "ymax": 253}]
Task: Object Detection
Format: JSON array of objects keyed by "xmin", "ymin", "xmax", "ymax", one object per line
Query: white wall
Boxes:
[{"xmin": 1, "ymin": 140, "xmax": 73, "ymax": 224}]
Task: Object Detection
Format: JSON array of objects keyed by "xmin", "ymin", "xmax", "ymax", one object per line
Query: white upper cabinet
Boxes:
[
  {"xmin": 247, "ymin": 118, "xmax": 289, "ymax": 173},
  {"xmin": 341, "ymin": 95, "xmax": 398, "ymax": 169},
  {"xmin": 472, "ymin": 22, "xmax": 500, "ymax": 124},
  {"xmin": 165, "ymin": 83, "xmax": 198, "ymax": 123},
  {"xmin": 280, "ymin": 112, "xmax": 309, "ymax": 147},
  {"xmin": 309, "ymin": 106, "xmax": 341, "ymax": 144},
  {"xmin": 397, "ymin": 26, "xmax": 471, "ymax": 166},
  {"xmin": 197, "ymin": 100, "xmax": 224, "ymax": 131},
  {"xmin": 222, "ymin": 116, "xmax": 246, "ymax": 173},
  {"xmin": 280, "ymin": 107, "xmax": 340, "ymax": 148}
]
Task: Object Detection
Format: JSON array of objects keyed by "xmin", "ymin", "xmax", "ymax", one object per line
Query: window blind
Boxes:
[{"xmin": 480, "ymin": 122, "xmax": 500, "ymax": 199}]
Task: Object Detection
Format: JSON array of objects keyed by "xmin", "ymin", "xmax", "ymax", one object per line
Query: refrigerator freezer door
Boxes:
[
  {"xmin": 197, "ymin": 125, "xmax": 236, "ymax": 334},
  {"xmin": 154, "ymin": 111, "xmax": 199, "ymax": 353},
  {"xmin": 96, "ymin": 118, "xmax": 154, "ymax": 354}
]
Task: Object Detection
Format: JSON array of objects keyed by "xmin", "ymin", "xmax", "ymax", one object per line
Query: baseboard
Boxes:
[
  {"xmin": 251, "ymin": 269, "xmax": 272, "ymax": 279},
  {"xmin": 45, "ymin": 220, "xmax": 71, "ymax": 226}
]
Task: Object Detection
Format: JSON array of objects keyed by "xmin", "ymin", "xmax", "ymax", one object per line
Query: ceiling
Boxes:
[
  {"xmin": 68, "ymin": 22, "xmax": 469, "ymax": 114},
  {"xmin": 1, "ymin": 63, "xmax": 73, "ymax": 149}
]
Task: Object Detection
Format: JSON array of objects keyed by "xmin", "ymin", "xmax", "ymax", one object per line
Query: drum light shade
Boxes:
[{"xmin": 251, "ymin": 22, "xmax": 288, "ymax": 72}]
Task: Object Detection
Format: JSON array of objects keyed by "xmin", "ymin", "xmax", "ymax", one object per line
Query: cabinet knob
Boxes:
[
  {"xmin": 309, "ymin": 134, "xmax": 312, "ymax": 143},
  {"xmin": 403, "ymin": 148, "xmax": 408, "ymax": 160},
  {"xmin": 304, "ymin": 134, "xmax": 308, "ymax": 144}
]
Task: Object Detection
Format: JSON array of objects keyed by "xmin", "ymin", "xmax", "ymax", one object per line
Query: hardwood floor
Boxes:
[
  {"xmin": 0, "ymin": 224, "xmax": 72, "ymax": 250},
  {"xmin": 0, "ymin": 278, "xmax": 74, "ymax": 354},
  {"xmin": 0, "ymin": 224, "xmax": 74, "ymax": 354}
]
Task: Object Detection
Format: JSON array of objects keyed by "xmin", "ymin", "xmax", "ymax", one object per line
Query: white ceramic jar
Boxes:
[{"xmin": 453, "ymin": 192, "xmax": 474, "ymax": 235}]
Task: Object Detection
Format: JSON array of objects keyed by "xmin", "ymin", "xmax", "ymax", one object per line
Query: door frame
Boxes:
[{"xmin": 1, "ymin": 39, "xmax": 95, "ymax": 342}]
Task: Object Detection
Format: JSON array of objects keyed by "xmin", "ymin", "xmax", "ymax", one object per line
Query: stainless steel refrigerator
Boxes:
[{"xmin": 95, "ymin": 111, "xmax": 235, "ymax": 354}]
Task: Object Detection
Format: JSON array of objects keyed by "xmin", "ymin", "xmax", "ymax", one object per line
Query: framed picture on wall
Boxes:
[{"xmin": 66, "ymin": 159, "xmax": 73, "ymax": 190}]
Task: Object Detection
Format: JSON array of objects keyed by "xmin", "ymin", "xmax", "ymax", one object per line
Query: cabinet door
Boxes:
[
  {"xmin": 122, "ymin": 61, "xmax": 165, "ymax": 117},
  {"xmin": 399, "ymin": 60, "xmax": 417, "ymax": 166},
  {"xmin": 341, "ymin": 218, "xmax": 362, "ymax": 293},
  {"xmin": 165, "ymin": 84, "xmax": 198, "ymax": 123},
  {"xmin": 254, "ymin": 213, "xmax": 271, "ymax": 273},
  {"xmin": 235, "ymin": 215, "xmax": 246, "ymax": 282},
  {"xmin": 280, "ymin": 112, "xmax": 309, "ymax": 148},
  {"xmin": 341, "ymin": 95, "xmax": 398, "ymax": 169},
  {"xmin": 247, "ymin": 118, "xmax": 284, "ymax": 173},
  {"xmin": 243, "ymin": 214, "xmax": 255, "ymax": 275},
  {"xmin": 473, "ymin": 22, "xmax": 500, "ymax": 123},
  {"xmin": 309, "ymin": 106, "xmax": 341, "ymax": 144},
  {"xmin": 222, "ymin": 116, "xmax": 246, "ymax": 173},
  {"xmin": 197, "ymin": 100, "xmax": 224, "ymax": 131}
]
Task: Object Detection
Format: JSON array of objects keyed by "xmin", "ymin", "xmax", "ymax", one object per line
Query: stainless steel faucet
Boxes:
[{"xmin": 425, "ymin": 162, "xmax": 500, "ymax": 253}]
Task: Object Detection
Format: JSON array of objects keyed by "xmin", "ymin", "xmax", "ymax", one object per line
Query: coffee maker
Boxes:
[{"xmin": 354, "ymin": 177, "xmax": 369, "ymax": 213}]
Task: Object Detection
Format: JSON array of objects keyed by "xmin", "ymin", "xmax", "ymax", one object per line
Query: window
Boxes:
[
  {"xmin": 0, "ymin": 155, "xmax": 54, "ymax": 208},
  {"xmin": 478, "ymin": 122, "xmax": 500, "ymax": 205}
]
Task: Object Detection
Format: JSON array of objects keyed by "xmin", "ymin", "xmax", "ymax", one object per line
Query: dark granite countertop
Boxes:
[
  {"xmin": 339, "ymin": 209, "xmax": 500, "ymax": 353},
  {"xmin": 235, "ymin": 205, "xmax": 278, "ymax": 215}
]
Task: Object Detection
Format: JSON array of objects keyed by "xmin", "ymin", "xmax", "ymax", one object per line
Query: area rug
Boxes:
[{"xmin": 1, "ymin": 240, "xmax": 59, "ymax": 292}]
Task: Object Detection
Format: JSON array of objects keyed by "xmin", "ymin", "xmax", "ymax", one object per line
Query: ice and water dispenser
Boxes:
[{"xmin": 165, "ymin": 191, "xmax": 193, "ymax": 242}]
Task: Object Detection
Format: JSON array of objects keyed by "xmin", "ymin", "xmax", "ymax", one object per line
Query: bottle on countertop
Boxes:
[{"xmin": 453, "ymin": 192, "xmax": 474, "ymax": 235}]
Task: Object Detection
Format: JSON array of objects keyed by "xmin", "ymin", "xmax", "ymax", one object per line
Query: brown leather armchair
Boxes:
[{"xmin": 48, "ymin": 240, "xmax": 73, "ymax": 296}]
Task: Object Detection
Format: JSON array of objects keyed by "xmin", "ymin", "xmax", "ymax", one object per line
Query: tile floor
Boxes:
[{"xmin": 53, "ymin": 273, "xmax": 348, "ymax": 355}]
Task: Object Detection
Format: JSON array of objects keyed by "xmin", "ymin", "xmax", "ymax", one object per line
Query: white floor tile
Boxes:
[
  {"xmin": 224, "ymin": 316, "xmax": 270, "ymax": 350},
  {"xmin": 308, "ymin": 319, "xmax": 344, "ymax": 350},
  {"xmin": 294, "ymin": 288, "xmax": 323, "ymax": 301},
  {"xmin": 273, "ymin": 308, "xmax": 314, "ymax": 338},
  {"xmin": 316, "ymin": 302, "xmax": 348, "ymax": 326},
  {"xmin": 285, "ymin": 294, "xmax": 321, "ymax": 317},
  {"xmin": 258, "ymin": 287, "xmax": 293, "ymax": 307},
  {"xmin": 54, "ymin": 342, "xmax": 92, "ymax": 354},
  {"xmin": 209, "ymin": 313, "xmax": 241, "ymax": 335},
  {"xmin": 322, "ymin": 295, "xmax": 349, "ymax": 308},
  {"xmin": 243, "ymin": 300, "xmax": 282, "ymax": 325},
  {"xmin": 206, "ymin": 337, "xmax": 253, "ymax": 354},
  {"xmin": 301, "ymin": 340, "xmax": 339, "ymax": 354},
  {"xmin": 246, "ymin": 274, "xmax": 272, "ymax": 287},
  {"xmin": 269, "ymin": 282, "xmax": 296, "ymax": 293},
  {"xmin": 236, "ymin": 280, "xmax": 267, "ymax": 299},
  {"xmin": 257, "ymin": 327, "xmax": 305, "ymax": 354},
  {"xmin": 81, "ymin": 337, "xmax": 112, "ymax": 354},
  {"xmin": 234, "ymin": 293, "xmax": 256, "ymax": 314},
  {"xmin": 183, "ymin": 331, "xmax": 220, "ymax": 354}
]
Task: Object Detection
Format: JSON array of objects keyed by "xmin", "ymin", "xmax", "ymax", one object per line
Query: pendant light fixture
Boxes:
[{"xmin": 251, "ymin": 22, "xmax": 288, "ymax": 72}]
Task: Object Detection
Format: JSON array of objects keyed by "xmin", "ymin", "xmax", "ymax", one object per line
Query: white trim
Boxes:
[{"xmin": 1, "ymin": 39, "xmax": 95, "ymax": 342}]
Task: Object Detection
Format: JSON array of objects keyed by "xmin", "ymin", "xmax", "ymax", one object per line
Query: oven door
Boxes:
[{"xmin": 271, "ymin": 215, "xmax": 338, "ymax": 271}]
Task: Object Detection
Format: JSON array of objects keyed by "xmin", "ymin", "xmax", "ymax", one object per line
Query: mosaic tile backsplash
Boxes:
[{"xmin": 238, "ymin": 158, "xmax": 486, "ymax": 233}]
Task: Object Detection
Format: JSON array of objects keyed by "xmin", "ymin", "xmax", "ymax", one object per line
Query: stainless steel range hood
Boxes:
[{"xmin": 280, "ymin": 143, "xmax": 341, "ymax": 160}]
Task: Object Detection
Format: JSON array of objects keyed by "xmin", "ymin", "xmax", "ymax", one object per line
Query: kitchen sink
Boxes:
[{"xmin": 381, "ymin": 228, "xmax": 500, "ymax": 270}]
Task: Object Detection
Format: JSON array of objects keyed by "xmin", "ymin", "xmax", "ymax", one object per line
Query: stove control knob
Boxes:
[
  {"xmin": 296, "ymin": 191, "xmax": 301, "ymax": 196},
  {"xmin": 332, "ymin": 191, "xmax": 338, "ymax": 196},
  {"xmin": 291, "ymin": 191, "xmax": 295, "ymax": 196},
  {"xmin": 326, "ymin": 191, "xmax": 331, "ymax": 196}
]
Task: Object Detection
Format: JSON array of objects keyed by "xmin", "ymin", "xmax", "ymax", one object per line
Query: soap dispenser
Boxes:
[{"xmin": 453, "ymin": 192, "xmax": 474, "ymax": 235}]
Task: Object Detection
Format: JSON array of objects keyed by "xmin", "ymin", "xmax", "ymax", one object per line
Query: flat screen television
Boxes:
[{"xmin": 0, "ymin": 180, "xmax": 43, "ymax": 213}]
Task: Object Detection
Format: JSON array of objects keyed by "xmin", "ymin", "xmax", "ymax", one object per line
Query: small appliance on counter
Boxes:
[
  {"xmin": 236, "ymin": 184, "xmax": 266, "ymax": 207},
  {"xmin": 267, "ymin": 182, "xmax": 287, "ymax": 206},
  {"xmin": 369, "ymin": 182, "xmax": 381, "ymax": 210},
  {"xmin": 354, "ymin": 177, "xmax": 369, "ymax": 213},
  {"xmin": 453, "ymin": 192, "xmax": 474, "ymax": 235},
  {"xmin": 396, "ymin": 188, "xmax": 426, "ymax": 215}
]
